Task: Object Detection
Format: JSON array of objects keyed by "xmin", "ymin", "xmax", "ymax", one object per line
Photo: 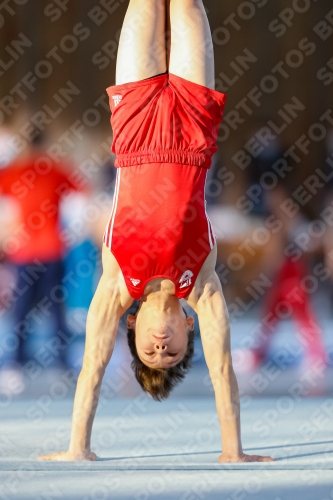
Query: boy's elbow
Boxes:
[{"xmin": 209, "ymin": 359, "xmax": 235, "ymax": 385}]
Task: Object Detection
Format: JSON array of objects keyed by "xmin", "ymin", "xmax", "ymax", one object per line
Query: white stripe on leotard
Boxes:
[
  {"xmin": 104, "ymin": 168, "xmax": 121, "ymax": 249},
  {"xmin": 103, "ymin": 169, "xmax": 119, "ymax": 245},
  {"xmin": 108, "ymin": 168, "xmax": 121, "ymax": 249},
  {"xmin": 204, "ymin": 170, "xmax": 215, "ymax": 249}
]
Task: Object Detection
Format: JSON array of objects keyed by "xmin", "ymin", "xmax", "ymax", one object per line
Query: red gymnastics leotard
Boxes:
[{"xmin": 103, "ymin": 72, "xmax": 227, "ymax": 300}]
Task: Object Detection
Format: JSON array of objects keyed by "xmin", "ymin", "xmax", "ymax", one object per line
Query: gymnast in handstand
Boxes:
[{"xmin": 39, "ymin": 0, "xmax": 274, "ymax": 463}]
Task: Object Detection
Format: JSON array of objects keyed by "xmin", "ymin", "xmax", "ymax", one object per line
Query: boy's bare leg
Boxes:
[
  {"xmin": 169, "ymin": 0, "xmax": 215, "ymax": 88},
  {"xmin": 116, "ymin": 0, "xmax": 167, "ymax": 84},
  {"xmin": 38, "ymin": 246, "xmax": 133, "ymax": 461}
]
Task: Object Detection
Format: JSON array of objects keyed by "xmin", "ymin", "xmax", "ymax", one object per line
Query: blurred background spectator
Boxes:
[{"xmin": 0, "ymin": 130, "xmax": 89, "ymax": 390}]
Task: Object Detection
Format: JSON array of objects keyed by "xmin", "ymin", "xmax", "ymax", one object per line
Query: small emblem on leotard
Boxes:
[
  {"xmin": 179, "ymin": 270, "xmax": 194, "ymax": 289},
  {"xmin": 112, "ymin": 94, "xmax": 122, "ymax": 107},
  {"xmin": 129, "ymin": 278, "xmax": 140, "ymax": 286}
]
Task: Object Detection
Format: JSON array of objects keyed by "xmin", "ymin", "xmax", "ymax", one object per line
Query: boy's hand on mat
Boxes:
[
  {"xmin": 38, "ymin": 450, "xmax": 97, "ymax": 461},
  {"xmin": 218, "ymin": 453, "xmax": 274, "ymax": 463}
]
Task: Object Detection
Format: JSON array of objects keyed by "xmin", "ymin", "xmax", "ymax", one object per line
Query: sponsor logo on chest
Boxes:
[
  {"xmin": 179, "ymin": 270, "xmax": 194, "ymax": 289},
  {"xmin": 129, "ymin": 278, "xmax": 140, "ymax": 287}
]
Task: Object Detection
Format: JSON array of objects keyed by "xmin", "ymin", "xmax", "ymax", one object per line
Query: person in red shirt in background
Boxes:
[
  {"xmin": 0, "ymin": 130, "xmax": 83, "ymax": 376},
  {"xmin": 251, "ymin": 182, "xmax": 327, "ymax": 369}
]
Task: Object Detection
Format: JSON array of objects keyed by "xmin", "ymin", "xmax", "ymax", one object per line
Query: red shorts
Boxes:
[{"xmin": 106, "ymin": 72, "xmax": 228, "ymax": 170}]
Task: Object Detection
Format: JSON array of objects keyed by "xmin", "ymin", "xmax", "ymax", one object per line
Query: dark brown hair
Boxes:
[{"xmin": 127, "ymin": 305, "xmax": 195, "ymax": 401}]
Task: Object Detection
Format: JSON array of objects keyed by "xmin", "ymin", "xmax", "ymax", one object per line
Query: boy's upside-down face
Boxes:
[{"xmin": 126, "ymin": 300, "xmax": 194, "ymax": 369}]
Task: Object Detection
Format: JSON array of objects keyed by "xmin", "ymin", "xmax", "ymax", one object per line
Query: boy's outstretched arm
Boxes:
[
  {"xmin": 38, "ymin": 247, "xmax": 134, "ymax": 461},
  {"xmin": 189, "ymin": 271, "xmax": 274, "ymax": 463}
]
